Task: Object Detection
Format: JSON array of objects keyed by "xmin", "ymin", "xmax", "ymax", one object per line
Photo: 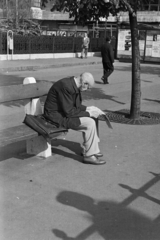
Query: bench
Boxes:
[{"xmin": 0, "ymin": 77, "xmax": 68, "ymax": 158}]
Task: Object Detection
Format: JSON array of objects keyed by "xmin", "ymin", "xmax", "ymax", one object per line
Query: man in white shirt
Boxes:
[{"xmin": 81, "ymin": 33, "xmax": 90, "ymax": 58}]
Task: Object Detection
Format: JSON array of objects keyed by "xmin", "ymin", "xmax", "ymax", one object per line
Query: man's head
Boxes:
[{"xmin": 76, "ymin": 72, "xmax": 95, "ymax": 91}]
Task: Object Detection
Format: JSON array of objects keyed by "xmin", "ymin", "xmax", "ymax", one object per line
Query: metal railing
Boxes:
[
  {"xmin": 141, "ymin": 4, "xmax": 160, "ymax": 11},
  {"xmin": 0, "ymin": 32, "xmax": 107, "ymax": 55}
]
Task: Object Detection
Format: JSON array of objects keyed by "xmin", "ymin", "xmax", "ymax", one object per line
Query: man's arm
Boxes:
[
  {"xmin": 59, "ymin": 88, "xmax": 89, "ymax": 118},
  {"xmin": 109, "ymin": 45, "xmax": 114, "ymax": 63}
]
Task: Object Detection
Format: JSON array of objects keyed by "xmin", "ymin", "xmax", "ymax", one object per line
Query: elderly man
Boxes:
[{"xmin": 44, "ymin": 72, "xmax": 106, "ymax": 165}]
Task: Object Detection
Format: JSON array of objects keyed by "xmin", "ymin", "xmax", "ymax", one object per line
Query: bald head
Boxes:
[{"xmin": 80, "ymin": 72, "xmax": 95, "ymax": 88}]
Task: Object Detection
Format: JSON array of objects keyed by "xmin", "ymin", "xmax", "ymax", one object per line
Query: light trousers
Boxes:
[
  {"xmin": 74, "ymin": 117, "xmax": 100, "ymax": 157},
  {"xmin": 81, "ymin": 47, "xmax": 88, "ymax": 58}
]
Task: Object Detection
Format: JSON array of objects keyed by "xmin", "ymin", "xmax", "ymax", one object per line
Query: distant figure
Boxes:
[
  {"xmin": 101, "ymin": 36, "xmax": 114, "ymax": 84},
  {"xmin": 81, "ymin": 33, "xmax": 90, "ymax": 59}
]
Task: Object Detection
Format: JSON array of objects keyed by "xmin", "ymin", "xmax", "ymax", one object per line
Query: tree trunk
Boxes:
[{"xmin": 129, "ymin": 12, "xmax": 141, "ymax": 119}]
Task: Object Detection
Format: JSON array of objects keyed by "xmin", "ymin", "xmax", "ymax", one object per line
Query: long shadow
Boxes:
[
  {"xmin": 141, "ymin": 79, "xmax": 153, "ymax": 83},
  {"xmin": 52, "ymin": 190, "xmax": 160, "ymax": 240},
  {"xmin": 1, "ymin": 87, "xmax": 124, "ymax": 109},
  {"xmin": 0, "ymin": 72, "xmax": 124, "ymax": 107},
  {"xmin": 0, "ymin": 73, "xmax": 24, "ymax": 86},
  {"xmin": 144, "ymin": 98, "xmax": 160, "ymax": 104},
  {"xmin": 51, "ymin": 139, "xmax": 83, "ymax": 163},
  {"xmin": 0, "ymin": 139, "xmax": 83, "ymax": 162},
  {"xmin": 52, "ymin": 139, "xmax": 82, "ymax": 155},
  {"xmin": 115, "ymin": 65, "xmax": 160, "ymax": 77},
  {"xmin": 0, "ymin": 72, "xmax": 48, "ymax": 108},
  {"xmin": 0, "ymin": 72, "xmax": 47, "ymax": 86},
  {"xmin": 0, "ymin": 140, "xmax": 28, "ymax": 162},
  {"xmin": 119, "ymin": 172, "xmax": 160, "ymax": 207},
  {"xmin": 82, "ymin": 87, "xmax": 125, "ymax": 105}
]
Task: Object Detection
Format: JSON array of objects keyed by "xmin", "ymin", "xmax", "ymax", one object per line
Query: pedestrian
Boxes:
[
  {"xmin": 44, "ymin": 72, "xmax": 106, "ymax": 165},
  {"xmin": 81, "ymin": 33, "xmax": 90, "ymax": 59},
  {"xmin": 101, "ymin": 36, "xmax": 114, "ymax": 84}
]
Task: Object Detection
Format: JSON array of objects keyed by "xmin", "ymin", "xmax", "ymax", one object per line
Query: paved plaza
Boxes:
[{"xmin": 0, "ymin": 57, "xmax": 160, "ymax": 240}]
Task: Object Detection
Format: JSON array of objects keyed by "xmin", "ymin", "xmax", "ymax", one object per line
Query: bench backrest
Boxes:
[{"xmin": 0, "ymin": 81, "xmax": 53, "ymax": 103}]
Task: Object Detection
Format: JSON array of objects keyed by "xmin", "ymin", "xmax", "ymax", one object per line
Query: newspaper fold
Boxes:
[{"xmin": 98, "ymin": 113, "xmax": 113, "ymax": 129}]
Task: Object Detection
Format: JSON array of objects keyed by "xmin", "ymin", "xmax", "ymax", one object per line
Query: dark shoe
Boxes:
[
  {"xmin": 83, "ymin": 155, "xmax": 106, "ymax": 165},
  {"xmin": 95, "ymin": 152, "xmax": 103, "ymax": 157},
  {"xmin": 104, "ymin": 81, "xmax": 109, "ymax": 84},
  {"xmin": 81, "ymin": 152, "xmax": 103, "ymax": 158}
]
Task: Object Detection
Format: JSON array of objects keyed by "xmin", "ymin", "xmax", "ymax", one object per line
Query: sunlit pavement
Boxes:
[{"xmin": 0, "ymin": 58, "xmax": 160, "ymax": 240}]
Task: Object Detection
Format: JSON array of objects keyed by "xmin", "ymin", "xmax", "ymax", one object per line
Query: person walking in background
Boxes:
[
  {"xmin": 81, "ymin": 33, "xmax": 90, "ymax": 59},
  {"xmin": 101, "ymin": 36, "xmax": 114, "ymax": 84}
]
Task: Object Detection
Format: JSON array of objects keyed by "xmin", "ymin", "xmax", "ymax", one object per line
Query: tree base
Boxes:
[{"xmin": 104, "ymin": 109, "xmax": 160, "ymax": 125}]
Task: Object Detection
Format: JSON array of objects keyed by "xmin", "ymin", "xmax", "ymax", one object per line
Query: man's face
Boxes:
[
  {"xmin": 80, "ymin": 77, "xmax": 91, "ymax": 92},
  {"xmin": 80, "ymin": 82, "xmax": 90, "ymax": 92}
]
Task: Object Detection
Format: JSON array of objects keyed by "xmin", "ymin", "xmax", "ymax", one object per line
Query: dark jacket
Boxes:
[
  {"xmin": 101, "ymin": 42, "xmax": 114, "ymax": 65},
  {"xmin": 44, "ymin": 76, "xmax": 90, "ymax": 129}
]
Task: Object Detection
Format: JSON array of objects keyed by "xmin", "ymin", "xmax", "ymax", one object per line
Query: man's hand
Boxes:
[
  {"xmin": 87, "ymin": 106, "xmax": 105, "ymax": 115},
  {"xmin": 87, "ymin": 109, "xmax": 100, "ymax": 118}
]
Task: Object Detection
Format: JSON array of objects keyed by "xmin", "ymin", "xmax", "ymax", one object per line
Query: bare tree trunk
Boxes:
[
  {"xmin": 129, "ymin": 12, "xmax": 141, "ymax": 119},
  {"xmin": 15, "ymin": 0, "xmax": 18, "ymax": 28}
]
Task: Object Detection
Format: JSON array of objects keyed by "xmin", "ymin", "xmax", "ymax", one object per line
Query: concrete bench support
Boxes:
[
  {"xmin": 26, "ymin": 135, "xmax": 52, "ymax": 158},
  {"xmin": 23, "ymin": 77, "xmax": 52, "ymax": 158}
]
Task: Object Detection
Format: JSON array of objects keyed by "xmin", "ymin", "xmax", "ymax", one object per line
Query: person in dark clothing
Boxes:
[
  {"xmin": 101, "ymin": 36, "xmax": 114, "ymax": 84},
  {"xmin": 44, "ymin": 72, "xmax": 106, "ymax": 165}
]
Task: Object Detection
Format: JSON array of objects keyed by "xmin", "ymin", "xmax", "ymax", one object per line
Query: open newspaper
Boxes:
[
  {"xmin": 98, "ymin": 110, "xmax": 113, "ymax": 129},
  {"xmin": 88, "ymin": 107, "xmax": 113, "ymax": 129}
]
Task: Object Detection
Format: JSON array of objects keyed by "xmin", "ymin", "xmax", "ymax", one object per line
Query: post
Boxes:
[
  {"xmin": 143, "ymin": 30, "xmax": 147, "ymax": 62},
  {"xmin": 6, "ymin": 0, "xmax": 8, "ymax": 23}
]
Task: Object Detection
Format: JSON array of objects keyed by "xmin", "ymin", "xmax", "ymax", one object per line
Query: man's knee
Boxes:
[{"xmin": 86, "ymin": 118, "xmax": 96, "ymax": 129}]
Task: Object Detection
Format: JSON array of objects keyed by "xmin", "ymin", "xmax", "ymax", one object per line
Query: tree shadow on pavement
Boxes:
[
  {"xmin": 144, "ymin": 98, "xmax": 160, "ymax": 104},
  {"xmin": 1, "ymin": 86, "xmax": 125, "ymax": 108},
  {"xmin": 115, "ymin": 65, "xmax": 160, "ymax": 77},
  {"xmin": 0, "ymin": 73, "xmax": 24, "ymax": 86},
  {"xmin": 0, "ymin": 140, "xmax": 26, "ymax": 162},
  {"xmin": 82, "ymin": 87, "xmax": 125, "ymax": 105},
  {"xmin": 51, "ymin": 139, "xmax": 83, "ymax": 163},
  {"xmin": 52, "ymin": 190, "xmax": 160, "ymax": 240},
  {"xmin": 0, "ymin": 139, "xmax": 83, "ymax": 162}
]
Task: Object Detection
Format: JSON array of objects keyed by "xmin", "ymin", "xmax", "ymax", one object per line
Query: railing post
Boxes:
[
  {"xmin": 143, "ymin": 30, "xmax": 147, "ymax": 63},
  {"xmin": 72, "ymin": 36, "xmax": 75, "ymax": 53},
  {"xmin": 29, "ymin": 35, "xmax": 31, "ymax": 56},
  {"xmin": 0, "ymin": 32, "xmax": 2, "ymax": 54},
  {"xmin": 53, "ymin": 35, "xmax": 55, "ymax": 53}
]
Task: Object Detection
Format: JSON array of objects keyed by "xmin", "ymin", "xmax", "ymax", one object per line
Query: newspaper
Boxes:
[
  {"xmin": 98, "ymin": 113, "xmax": 113, "ymax": 129},
  {"xmin": 87, "ymin": 107, "xmax": 113, "ymax": 129}
]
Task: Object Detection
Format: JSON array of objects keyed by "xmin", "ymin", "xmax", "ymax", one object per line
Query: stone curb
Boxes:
[{"xmin": 0, "ymin": 61, "xmax": 102, "ymax": 73}]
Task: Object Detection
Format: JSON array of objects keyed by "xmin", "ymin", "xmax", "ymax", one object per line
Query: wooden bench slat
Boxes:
[
  {"xmin": 0, "ymin": 125, "xmax": 38, "ymax": 147},
  {"xmin": 0, "ymin": 125, "xmax": 68, "ymax": 147},
  {"xmin": 0, "ymin": 82, "xmax": 53, "ymax": 103}
]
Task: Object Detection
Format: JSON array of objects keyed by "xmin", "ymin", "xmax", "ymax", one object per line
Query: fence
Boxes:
[{"xmin": 0, "ymin": 32, "xmax": 105, "ymax": 55}]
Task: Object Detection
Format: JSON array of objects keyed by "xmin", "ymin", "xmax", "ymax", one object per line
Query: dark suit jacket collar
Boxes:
[{"xmin": 71, "ymin": 76, "xmax": 80, "ymax": 94}]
